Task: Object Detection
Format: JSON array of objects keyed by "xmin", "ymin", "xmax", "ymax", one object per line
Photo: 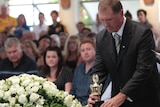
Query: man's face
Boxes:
[
  {"xmin": 1, "ymin": 5, "xmax": 7, "ymax": 16},
  {"xmin": 98, "ymin": 7, "xmax": 123, "ymax": 33},
  {"xmin": 51, "ymin": 13, "xmax": 58, "ymax": 22},
  {"xmin": 59, "ymin": 35, "xmax": 67, "ymax": 46},
  {"xmin": 76, "ymin": 23, "xmax": 84, "ymax": 32},
  {"xmin": 80, "ymin": 43, "xmax": 95, "ymax": 63},
  {"xmin": 39, "ymin": 38, "xmax": 51, "ymax": 49},
  {"xmin": 39, "ymin": 14, "xmax": 45, "ymax": 23},
  {"xmin": 138, "ymin": 11, "xmax": 146, "ymax": 23},
  {"xmin": 5, "ymin": 44, "xmax": 22, "ymax": 63},
  {"xmin": 38, "ymin": 38, "xmax": 51, "ymax": 54}
]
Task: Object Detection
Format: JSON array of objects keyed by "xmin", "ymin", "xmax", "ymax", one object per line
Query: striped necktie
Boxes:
[{"xmin": 114, "ymin": 33, "xmax": 120, "ymax": 54}]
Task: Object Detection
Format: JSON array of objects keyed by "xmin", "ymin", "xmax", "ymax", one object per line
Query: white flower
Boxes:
[
  {"xmin": 64, "ymin": 94, "xmax": 75, "ymax": 107},
  {"xmin": 17, "ymin": 86, "xmax": 25, "ymax": 95},
  {"xmin": 59, "ymin": 91, "xmax": 70, "ymax": 98},
  {"xmin": 0, "ymin": 90, "xmax": 4, "ymax": 98},
  {"xmin": 37, "ymin": 97, "xmax": 45, "ymax": 105},
  {"xmin": 31, "ymin": 86, "xmax": 40, "ymax": 93},
  {"xmin": 71, "ymin": 99, "xmax": 82, "ymax": 107},
  {"xmin": 20, "ymin": 79, "xmax": 31, "ymax": 87},
  {"xmin": 75, "ymin": 103, "xmax": 83, "ymax": 107},
  {"xmin": 1, "ymin": 83, "xmax": 9, "ymax": 91},
  {"xmin": 0, "ymin": 103, "xmax": 9, "ymax": 107},
  {"xmin": 0, "ymin": 74, "xmax": 83, "ymax": 107},
  {"xmin": 43, "ymin": 81, "xmax": 57, "ymax": 90},
  {"xmin": 9, "ymin": 97, "xmax": 16, "ymax": 105},
  {"xmin": 33, "ymin": 81, "xmax": 40, "ymax": 86},
  {"xmin": 3, "ymin": 91, "xmax": 11, "ymax": 100},
  {"xmin": 0, "ymin": 80, "xmax": 5, "ymax": 89},
  {"xmin": 30, "ymin": 93, "xmax": 40, "ymax": 102},
  {"xmin": 14, "ymin": 103, "xmax": 22, "ymax": 107},
  {"xmin": 36, "ymin": 105, "xmax": 43, "ymax": 107},
  {"xmin": 9, "ymin": 84, "xmax": 20, "ymax": 94},
  {"xmin": 42, "ymin": 81, "xmax": 58, "ymax": 95},
  {"xmin": 18, "ymin": 94, "xmax": 28, "ymax": 104},
  {"xmin": 7, "ymin": 76, "xmax": 20, "ymax": 85}
]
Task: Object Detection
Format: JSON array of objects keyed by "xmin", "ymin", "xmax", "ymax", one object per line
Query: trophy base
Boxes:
[{"xmin": 93, "ymin": 101, "xmax": 104, "ymax": 107}]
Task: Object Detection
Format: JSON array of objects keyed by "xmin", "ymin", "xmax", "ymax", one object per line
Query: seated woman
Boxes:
[
  {"xmin": 70, "ymin": 39, "xmax": 96, "ymax": 106},
  {"xmin": 22, "ymin": 40, "xmax": 40, "ymax": 61},
  {"xmin": 63, "ymin": 35, "xmax": 83, "ymax": 72},
  {"xmin": 38, "ymin": 46, "xmax": 73, "ymax": 92}
]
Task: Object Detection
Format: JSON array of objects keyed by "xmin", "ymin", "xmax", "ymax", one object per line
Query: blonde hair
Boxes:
[
  {"xmin": 63, "ymin": 35, "xmax": 80, "ymax": 62},
  {"xmin": 22, "ymin": 40, "xmax": 40, "ymax": 57}
]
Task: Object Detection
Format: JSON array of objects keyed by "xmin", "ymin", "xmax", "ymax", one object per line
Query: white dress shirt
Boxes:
[{"xmin": 33, "ymin": 23, "xmax": 48, "ymax": 40}]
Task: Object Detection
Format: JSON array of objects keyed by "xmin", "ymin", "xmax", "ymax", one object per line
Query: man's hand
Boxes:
[
  {"xmin": 87, "ymin": 93, "xmax": 101, "ymax": 107},
  {"xmin": 100, "ymin": 93, "xmax": 127, "ymax": 107}
]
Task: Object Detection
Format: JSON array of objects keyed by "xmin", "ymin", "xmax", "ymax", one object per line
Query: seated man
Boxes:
[
  {"xmin": 70, "ymin": 39, "xmax": 96, "ymax": 106},
  {"xmin": 0, "ymin": 37, "xmax": 38, "ymax": 79}
]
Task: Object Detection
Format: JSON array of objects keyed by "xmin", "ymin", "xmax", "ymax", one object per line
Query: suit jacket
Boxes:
[{"xmin": 92, "ymin": 19, "xmax": 160, "ymax": 107}]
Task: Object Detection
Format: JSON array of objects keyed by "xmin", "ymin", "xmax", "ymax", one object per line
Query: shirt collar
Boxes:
[{"xmin": 112, "ymin": 16, "xmax": 126, "ymax": 39}]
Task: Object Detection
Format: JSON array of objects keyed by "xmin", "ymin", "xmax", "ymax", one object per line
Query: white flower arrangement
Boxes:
[{"xmin": 0, "ymin": 74, "xmax": 84, "ymax": 107}]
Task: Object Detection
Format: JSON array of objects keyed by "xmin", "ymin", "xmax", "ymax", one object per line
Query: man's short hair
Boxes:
[
  {"xmin": 50, "ymin": 10, "xmax": 59, "ymax": 16},
  {"xmin": 81, "ymin": 27, "xmax": 91, "ymax": 33},
  {"xmin": 37, "ymin": 35, "xmax": 51, "ymax": 46},
  {"xmin": 137, "ymin": 9, "xmax": 147, "ymax": 16},
  {"xmin": 77, "ymin": 21, "xmax": 84, "ymax": 25},
  {"xmin": 59, "ymin": 32, "xmax": 68, "ymax": 37},
  {"xmin": 87, "ymin": 32, "xmax": 96, "ymax": 38},
  {"xmin": 98, "ymin": 0, "xmax": 123, "ymax": 13},
  {"xmin": 4, "ymin": 37, "xmax": 21, "ymax": 49}
]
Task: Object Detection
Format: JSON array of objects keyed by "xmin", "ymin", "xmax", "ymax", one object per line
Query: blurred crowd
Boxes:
[{"xmin": 0, "ymin": 3, "xmax": 160, "ymax": 106}]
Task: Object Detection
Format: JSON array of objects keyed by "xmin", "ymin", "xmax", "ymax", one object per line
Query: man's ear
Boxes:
[{"xmin": 120, "ymin": 9, "xmax": 124, "ymax": 16}]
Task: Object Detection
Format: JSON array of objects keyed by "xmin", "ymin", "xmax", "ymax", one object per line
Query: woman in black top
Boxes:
[{"xmin": 38, "ymin": 46, "xmax": 73, "ymax": 92}]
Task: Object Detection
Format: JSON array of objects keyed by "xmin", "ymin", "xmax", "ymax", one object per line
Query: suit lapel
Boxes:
[{"xmin": 117, "ymin": 20, "xmax": 132, "ymax": 67}]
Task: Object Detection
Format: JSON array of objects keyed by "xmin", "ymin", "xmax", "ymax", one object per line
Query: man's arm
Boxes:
[
  {"xmin": 121, "ymin": 29, "xmax": 156, "ymax": 97},
  {"xmin": 91, "ymin": 32, "xmax": 108, "ymax": 84}
]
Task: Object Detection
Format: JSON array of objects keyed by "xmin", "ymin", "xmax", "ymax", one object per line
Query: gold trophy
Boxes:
[{"xmin": 90, "ymin": 74, "xmax": 104, "ymax": 107}]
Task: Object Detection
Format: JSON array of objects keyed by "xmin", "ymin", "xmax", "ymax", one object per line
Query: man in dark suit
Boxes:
[{"xmin": 88, "ymin": 0, "xmax": 160, "ymax": 107}]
